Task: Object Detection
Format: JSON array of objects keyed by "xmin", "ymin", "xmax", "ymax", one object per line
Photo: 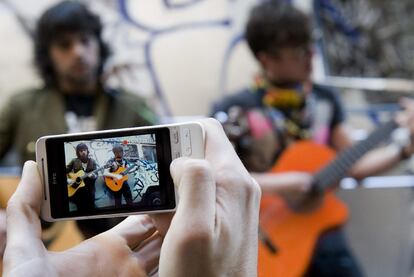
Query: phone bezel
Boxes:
[{"xmin": 43, "ymin": 126, "xmax": 176, "ymax": 220}]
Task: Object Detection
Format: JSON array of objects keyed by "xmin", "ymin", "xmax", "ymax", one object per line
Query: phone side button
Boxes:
[
  {"xmin": 183, "ymin": 128, "xmax": 190, "ymax": 139},
  {"xmin": 41, "ymin": 158, "xmax": 47, "ymax": 200},
  {"xmin": 184, "ymin": 146, "xmax": 192, "ymax": 156},
  {"xmin": 172, "ymin": 128, "xmax": 179, "ymax": 144},
  {"xmin": 182, "ymin": 128, "xmax": 192, "ymax": 156},
  {"xmin": 174, "ymin": 151, "xmax": 181, "ymax": 159}
]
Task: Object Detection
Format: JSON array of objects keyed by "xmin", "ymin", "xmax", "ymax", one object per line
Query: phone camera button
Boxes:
[
  {"xmin": 184, "ymin": 147, "xmax": 192, "ymax": 156},
  {"xmin": 182, "ymin": 128, "xmax": 192, "ymax": 156},
  {"xmin": 183, "ymin": 128, "xmax": 191, "ymax": 140},
  {"xmin": 172, "ymin": 129, "xmax": 179, "ymax": 144}
]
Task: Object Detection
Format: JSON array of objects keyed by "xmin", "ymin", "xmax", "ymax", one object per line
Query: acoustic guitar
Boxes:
[
  {"xmin": 258, "ymin": 120, "xmax": 398, "ymax": 277},
  {"xmin": 67, "ymin": 165, "xmax": 108, "ymax": 197},
  {"xmin": 104, "ymin": 165, "xmax": 137, "ymax": 192}
]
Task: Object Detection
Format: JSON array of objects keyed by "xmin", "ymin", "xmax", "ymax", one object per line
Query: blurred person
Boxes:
[
  {"xmin": 212, "ymin": 1, "xmax": 414, "ymax": 276},
  {"xmin": 0, "ymin": 0, "xmax": 157, "ymax": 241},
  {"xmin": 3, "ymin": 119, "xmax": 261, "ymax": 277}
]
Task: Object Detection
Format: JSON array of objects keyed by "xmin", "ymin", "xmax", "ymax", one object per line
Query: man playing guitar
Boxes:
[
  {"xmin": 104, "ymin": 144, "xmax": 137, "ymax": 208},
  {"xmin": 66, "ymin": 143, "xmax": 98, "ymax": 212},
  {"xmin": 212, "ymin": 2, "xmax": 414, "ymax": 276}
]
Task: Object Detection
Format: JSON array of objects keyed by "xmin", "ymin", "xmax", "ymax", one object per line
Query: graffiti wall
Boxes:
[{"xmin": 315, "ymin": 0, "xmax": 414, "ymax": 79}]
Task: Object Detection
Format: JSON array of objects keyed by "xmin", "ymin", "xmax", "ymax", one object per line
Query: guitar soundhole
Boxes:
[{"xmin": 71, "ymin": 177, "xmax": 82, "ymax": 188}]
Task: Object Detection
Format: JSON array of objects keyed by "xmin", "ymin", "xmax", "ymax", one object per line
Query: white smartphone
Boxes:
[{"xmin": 36, "ymin": 122, "xmax": 205, "ymax": 222}]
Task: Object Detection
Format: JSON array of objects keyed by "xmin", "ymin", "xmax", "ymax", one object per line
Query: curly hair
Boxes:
[
  {"xmin": 245, "ymin": 0, "xmax": 311, "ymax": 58},
  {"xmin": 75, "ymin": 143, "xmax": 89, "ymax": 158},
  {"xmin": 34, "ymin": 0, "xmax": 110, "ymax": 88}
]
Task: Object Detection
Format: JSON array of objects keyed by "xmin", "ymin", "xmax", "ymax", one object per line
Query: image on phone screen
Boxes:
[{"xmin": 65, "ymin": 133, "xmax": 163, "ymax": 214}]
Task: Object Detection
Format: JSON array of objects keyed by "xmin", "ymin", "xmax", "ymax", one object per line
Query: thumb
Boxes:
[
  {"xmin": 9, "ymin": 161, "xmax": 43, "ymax": 212},
  {"xmin": 151, "ymin": 158, "xmax": 217, "ymax": 237},
  {"xmin": 5, "ymin": 161, "xmax": 45, "ymax": 263},
  {"xmin": 169, "ymin": 157, "xmax": 216, "ymax": 233}
]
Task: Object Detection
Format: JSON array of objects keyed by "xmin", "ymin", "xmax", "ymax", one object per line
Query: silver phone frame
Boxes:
[{"xmin": 36, "ymin": 122, "xmax": 205, "ymax": 221}]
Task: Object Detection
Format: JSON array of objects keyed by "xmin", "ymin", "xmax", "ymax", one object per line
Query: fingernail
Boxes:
[{"xmin": 141, "ymin": 216, "xmax": 155, "ymax": 230}]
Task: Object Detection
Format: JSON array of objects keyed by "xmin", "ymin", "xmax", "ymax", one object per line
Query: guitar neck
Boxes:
[
  {"xmin": 313, "ymin": 120, "xmax": 398, "ymax": 192},
  {"xmin": 82, "ymin": 165, "xmax": 107, "ymax": 179},
  {"xmin": 123, "ymin": 165, "xmax": 137, "ymax": 175}
]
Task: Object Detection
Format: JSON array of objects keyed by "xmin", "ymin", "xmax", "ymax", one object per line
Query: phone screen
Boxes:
[{"xmin": 44, "ymin": 127, "xmax": 176, "ymax": 219}]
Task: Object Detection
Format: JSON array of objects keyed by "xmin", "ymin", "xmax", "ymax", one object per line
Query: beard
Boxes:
[
  {"xmin": 79, "ymin": 155, "xmax": 89, "ymax": 163},
  {"xmin": 66, "ymin": 69, "xmax": 97, "ymax": 88},
  {"xmin": 58, "ymin": 61, "xmax": 99, "ymax": 92}
]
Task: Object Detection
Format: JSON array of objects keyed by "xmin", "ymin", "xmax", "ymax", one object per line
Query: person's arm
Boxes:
[
  {"xmin": 251, "ymin": 171, "xmax": 313, "ymax": 194},
  {"xmin": 66, "ymin": 159, "xmax": 74, "ymax": 174},
  {"xmin": 91, "ymin": 159, "xmax": 98, "ymax": 170},
  {"xmin": 348, "ymin": 143, "xmax": 404, "ymax": 180},
  {"xmin": 87, "ymin": 159, "xmax": 98, "ymax": 180},
  {"xmin": 331, "ymin": 123, "xmax": 405, "ymax": 180},
  {"xmin": 331, "ymin": 98, "xmax": 414, "ymax": 180}
]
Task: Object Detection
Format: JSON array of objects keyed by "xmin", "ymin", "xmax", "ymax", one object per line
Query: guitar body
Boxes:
[
  {"xmin": 67, "ymin": 170, "xmax": 86, "ymax": 197},
  {"xmin": 104, "ymin": 167, "xmax": 128, "ymax": 192},
  {"xmin": 258, "ymin": 141, "xmax": 349, "ymax": 277}
]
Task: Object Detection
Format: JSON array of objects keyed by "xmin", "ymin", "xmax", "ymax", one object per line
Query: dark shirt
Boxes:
[
  {"xmin": 64, "ymin": 94, "xmax": 95, "ymax": 117},
  {"xmin": 211, "ymin": 84, "xmax": 345, "ymax": 146}
]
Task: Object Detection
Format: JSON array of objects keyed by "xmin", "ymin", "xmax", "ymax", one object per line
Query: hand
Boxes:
[
  {"xmin": 396, "ymin": 98, "xmax": 414, "ymax": 157},
  {"xmin": 110, "ymin": 162, "xmax": 119, "ymax": 172},
  {"xmin": 3, "ymin": 161, "xmax": 161, "ymax": 276},
  {"xmin": 89, "ymin": 173, "xmax": 97, "ymax": 179},
  {"xmin": 276, "ymin": 172, "xmax": 314, "ymax": 206},
  {"xmin": 152, "ymin": 118, "xmax": 261, "ymax": 276}
]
